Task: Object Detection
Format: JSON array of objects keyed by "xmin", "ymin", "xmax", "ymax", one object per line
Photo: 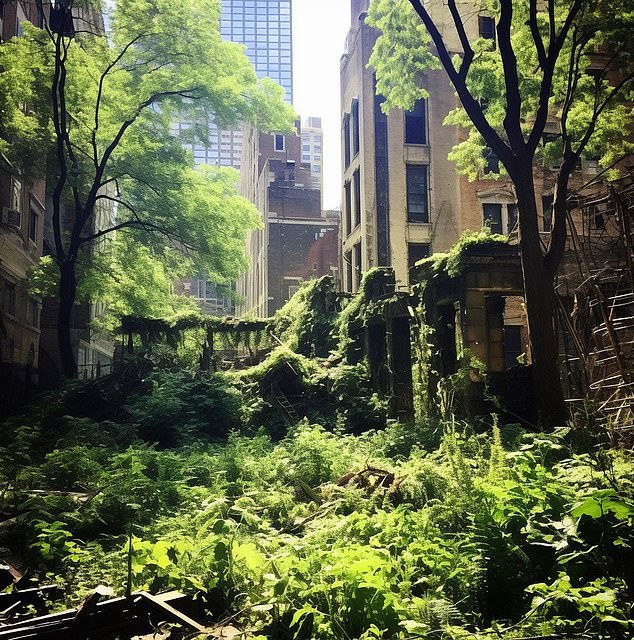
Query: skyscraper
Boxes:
[
  {"xmin": 301, "ymin": 116, "xmax": 324, "ymax": 202},
  {"xmin": 220, "ymin": 0, "xmax": 293, "ymax": 104},
  {"xmin": 175, "ymin": 0, "xmax": 294, "ymax": 170}
]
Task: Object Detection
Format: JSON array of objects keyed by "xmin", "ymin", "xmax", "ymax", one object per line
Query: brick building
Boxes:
[
  {"xmin": 338, "ymin": 0, "xmax": 606, "ymax": 384},
  {"xmin": 238, "ymin": 122, "xmax": 339, "ymax": 317}
]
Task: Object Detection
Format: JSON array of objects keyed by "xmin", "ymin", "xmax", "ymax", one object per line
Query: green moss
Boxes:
[
  {"xmin": 337, "ymin": 268, "xmax": 400, "ymax": 357},
  {"xmin": 416, "ymin": 229, "xmax": 509, "ymax": 280},
  {"xmin": 268, "ymin": 276, "xmax": 339, "ymax": 357},
  {"xmin": 232, "ymin": 345, "xmax": 322, "ymax": 386}
]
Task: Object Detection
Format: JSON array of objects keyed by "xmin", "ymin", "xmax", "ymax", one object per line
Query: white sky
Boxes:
[{"xmin": 292, "ymin": 0, "xmax": 351, "ymax": 210}]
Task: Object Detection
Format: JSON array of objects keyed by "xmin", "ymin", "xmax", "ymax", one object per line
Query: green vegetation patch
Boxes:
[
  {"xmin": 415, "ymin": 228, "xmax": 509, "ymax": 282},
  {"xmin": 1, "ymin": 417, "xmax": 632, "ymax": 639}
]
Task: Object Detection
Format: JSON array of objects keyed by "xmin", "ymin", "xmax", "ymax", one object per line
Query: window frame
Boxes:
[
  {"xmin": 274, "ymin": 133, "xmax": 285, "ymax": 151},
  {"xmin": 404, "ymin": 99, "xmax": 427, "ymax": 145},
  {"xmin": 406, "ymin": 164, "xmax": 430, "ymax": 224}
]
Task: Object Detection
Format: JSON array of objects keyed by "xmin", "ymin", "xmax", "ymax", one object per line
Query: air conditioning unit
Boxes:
[{"xmin": 1, "ymin": 206, "xmax": 21, "ymax": 229}]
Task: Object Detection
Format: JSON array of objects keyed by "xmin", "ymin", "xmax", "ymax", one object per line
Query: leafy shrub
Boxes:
[
  {"xmin": 38, "ymin": 446, "xmax": 105, "ymax": 491},
  {"xmin": 125, "ymin": 370, "xmax": 243, "ymax": 445},
  {"xmin": 328, "ymin": 363, "xmax": 389, "ymax": 433}
]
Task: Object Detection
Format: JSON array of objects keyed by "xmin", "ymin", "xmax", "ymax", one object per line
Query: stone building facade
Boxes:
[{"xmin": 0, "ymin": 1, "xmax": 48, "ymax": 415}]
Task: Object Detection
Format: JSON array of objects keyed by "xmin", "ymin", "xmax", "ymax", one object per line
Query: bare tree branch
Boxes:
[
  {"xmin": 526, "ymin": 0, "xmax": 585, "ymax": 153},
  {"xmin": 528, "ymin": 0, "xmax": 546, "ymax": 69},
  {"xmin": 50, "ymin": 29, "xmax": 68, "ymax": 262},
  {"xmin": 447, "ymin": 0, "xmax": 473, "ymax": 80},
  {"xmin": 574, "ymin": 71, "xmax": 634, "ymax": 157},
  {"xmin": 81, "ymin": 87, "xmax": 201, "ymax": 230},
  {"xmin": 498, "ymin": 0, "xmax": 525, "ymax": 150},
  {"xmin": 95, "ymin": 34, "xmax": 147, "ymax": 136}
]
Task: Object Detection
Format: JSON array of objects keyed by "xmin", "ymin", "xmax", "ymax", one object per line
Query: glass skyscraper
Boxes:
[
  {"xmin": 220, "ymin": 0, "xmax": 293, "ymax": 104},
  {"xmin": 174, "ymin": 0, "xmax": 293, "ymax": 168}
]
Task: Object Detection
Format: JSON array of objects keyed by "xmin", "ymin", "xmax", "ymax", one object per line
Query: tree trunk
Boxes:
[
  {"xmin": 57, "ymin": 259, "xmax": 78, "ymax": 379},
  {"xmin": 515, "ymin": 171, "xmax": 568, "ymax": 428}
]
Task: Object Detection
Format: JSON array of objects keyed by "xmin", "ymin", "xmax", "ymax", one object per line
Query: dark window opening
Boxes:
[
  {"xmin": 483, "ymin": 203, "xmax": 503, "ymax": 234},
  {"xmin": 345, "ymin": 251, "xmax": 353, "ymax": 292},
  {"xmin": 351, "ymin": 98, "xmax": 360, "ymax": 157},
  {"xmin": 408, "ymin": 243, "xmax": 430, "ymax": 270},
  {"xmin": 353, "ymin": 169, "xmax": 361, "ymax": 228},
  {"xmin": 405, "ymin": 99, "xmax": 427, "ymax": 145},
  {"xmin": 343, "ymin": 113, "xmax": 351, "ymax": 168},
  {"xmin": 353, "ymin": 242, "xmax": 362, "ymax": 290},
  {"xmin": 504, "ymin": 325, "xmax": 523, "ymax": 370},
  {"xmin": 29, "ymin": 208, "xmax": 37, "ymax": 243},
  {"xmin": 344, "ymin": 180, "xmax": 352, "ymax": 236},
  {"xmin": 508, "ymin": 204, "xmax": 518, "ymax": 233},
  {"xmin": 274, "ymin": 134, "xmax": 285, "ymax": 151},
  {"xmin": 406, "ymin": 165, "xmax": 429, "ymax": 223},
  {"xmin": 437, "ymin": 305, "xmax": 458, "ymax": 376},
  {"xmin": 479, "ymin": 15, "xmax": 495, "ymax": 42},
  {"xmin": 2, "ymin": 282, "xmax": 16, "ymax": 317}
]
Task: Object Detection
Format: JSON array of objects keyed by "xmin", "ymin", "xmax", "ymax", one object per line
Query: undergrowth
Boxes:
[{"xmin": 1, "ymin": 414, "xmax": 632, "ymax": 639}]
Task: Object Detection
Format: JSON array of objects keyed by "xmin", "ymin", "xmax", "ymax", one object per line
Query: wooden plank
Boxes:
[{"xmin": 136, "ymin": 592, "xmax": 205, "ymax": 632}]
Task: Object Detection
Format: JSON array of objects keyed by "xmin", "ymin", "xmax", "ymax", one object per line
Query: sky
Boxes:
[{"xmin": 292, "ymin": 0, "xmax": 351, "ymax": 210}]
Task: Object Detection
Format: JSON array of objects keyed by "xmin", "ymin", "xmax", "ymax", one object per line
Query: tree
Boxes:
[
  {"xmin": 0, "ymin": 0, "xmax": 295, "ymax": 378},
  {"xmin": 367, "ymin": 0, "xmax": 634, "ymax": 427}
]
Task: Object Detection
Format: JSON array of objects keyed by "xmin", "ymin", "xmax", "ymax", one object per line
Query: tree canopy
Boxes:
[
  {"xmin": 0, "ymin": 0, "xmax": 296, "ymax": 376},
  {"xmin": 368, "ymin": 0, "xmax": 634, "ymax": 181}
]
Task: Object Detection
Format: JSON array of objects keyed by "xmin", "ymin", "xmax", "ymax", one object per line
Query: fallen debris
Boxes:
[{"xmin": 0, "ymin": 589, "xmax": 206, "ymax": 639}]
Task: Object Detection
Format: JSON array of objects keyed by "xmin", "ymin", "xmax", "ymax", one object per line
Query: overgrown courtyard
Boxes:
[{"xmin": 1, "ymin": 277, "xmax": 632, "ymax": 639}]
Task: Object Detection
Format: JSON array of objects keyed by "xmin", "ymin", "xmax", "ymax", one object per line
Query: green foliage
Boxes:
[
  {"xmin": 328, "ymin": 363, "xmax": 389, "ymax": 433},
  {"xmin": 268, "ymin": 277, "xmax": 339, "ymax": 358},
  {"xmin": 415, "ymin": 228, "xmax": 509, "ymax": 281},
  {"xmin": 3, "ymin": 406, "xmax": 632, "ymax": 636},
  {"xmin": 0, "ymin": 0, "xmax": 296, "ymax": 373},
  {"xmin": 124, "ymin": 369, "xmax": 244, "ymax": 445},
  {"xmin": 30, "ymin": 234, "xmax": 199, "ymax": 332},
  {"xmin": 367, "ymin": 0, "xmax": 634, "ymax": 178},
  {"xmin": 367, "ymin": 0, "xmax": 440, "ymax": 112}
]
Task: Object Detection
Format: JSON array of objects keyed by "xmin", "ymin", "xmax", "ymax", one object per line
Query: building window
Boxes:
[
  {"xmin": 504, "ymin": 325, "xmax": 523, "ymax": 369},
  {"xmin": 27, "ymin": 297, "xmax": 40, "ymax": 328},
  {"xmin": 406, "ymin": 165, "xmax": 429, "ymax": 223},
  {"xmin": 508, "ymin": 204, "xmax": 518, "ymax": 232},
  {"xmin": 344, "ymin": 181, "xmax": 352, "ymax": 236},
  {"xmin": 351, "ymin": 97, "xmax": 360, "ymax": 157},
  {"xmin": 10, "ymin": 177, "xmax": 22, "ymax": 211},
  {"xmin": 343, "ymin": 113, "xmax": 351, "ymax": 168},
  {"xmin": 352, "ymin": 169, "xmax": 361, "ymax": 228},
  {"xmin": 542, "ymin": 194, "xmax": 553, "ymax": 232},
  {"xmin": 274, "ymin": 134, "xmax": 285, "ymax": 151},
  {"xmin": 479, "ymin": 15, "xmax": 496, "ymax": 42},
  {"xmin": 408, "ymin": 243, "xmax": 430, "ymax": 270},
  {"xmin": 481, "ymin": 202, "xmax": 519, "ymax": 234},
  {"xmin": 483, "ymin": 203, "xmax": 503, "ymax": 234},
  {"xmin": 2, "ymin": 282, "xmax": 16, "ymax": 317},
  {"xmin": 405, "ymin": 99, "xmax": 427, "ymax": 145},
  {"xmin": 353, "ymin": 241, "xmax": 362, "ymax": 290},
  {"xmin": 344, "ymin": 250, "xmax": 353, "ymax": 292},
  {"xmin": 29, "ymin": 207, "xmax": 38, "ymax": 243}
]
